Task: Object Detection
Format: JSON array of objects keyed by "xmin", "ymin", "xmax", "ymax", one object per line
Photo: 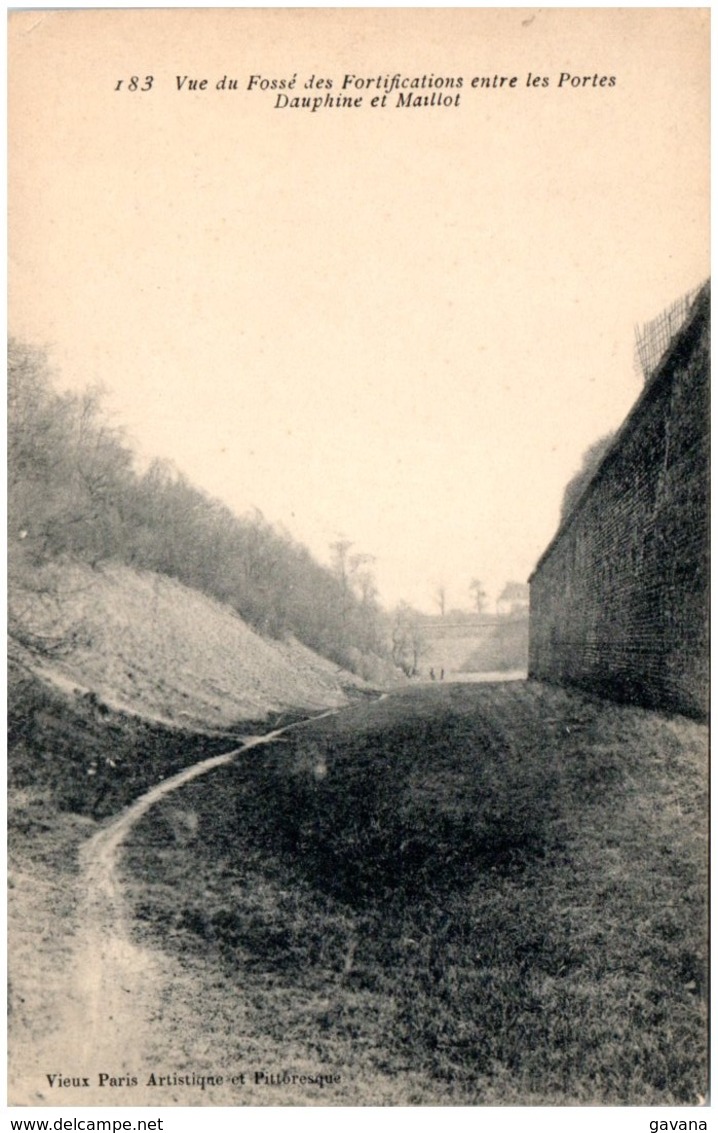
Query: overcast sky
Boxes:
[{"xmin": 9, "ymin": 9, "xmax": 709, "ymax": 613}]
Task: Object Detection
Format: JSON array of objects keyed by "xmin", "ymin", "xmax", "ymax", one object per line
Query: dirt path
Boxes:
[{"xmin": 9, "ymin": 715, "xmax": 341, "ymax": 1106}]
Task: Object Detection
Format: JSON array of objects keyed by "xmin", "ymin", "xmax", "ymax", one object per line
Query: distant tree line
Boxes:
[
  {"xmin": 428, "ymin": 578, "xmax": 529, "ymax": 620},
  {"xmin": 8, "ymin": 340, "xmax": 391, "ymax": 673}
]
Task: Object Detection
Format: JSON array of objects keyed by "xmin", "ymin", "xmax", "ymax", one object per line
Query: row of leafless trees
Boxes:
[{"xmin": 8, "ymin": 341, "xmax": 389, "ymax": 671}]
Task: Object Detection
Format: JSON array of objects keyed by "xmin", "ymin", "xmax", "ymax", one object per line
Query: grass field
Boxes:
[{"xmin": 122, "ymin": 680, "xmax": 707, "ymax": 1105}]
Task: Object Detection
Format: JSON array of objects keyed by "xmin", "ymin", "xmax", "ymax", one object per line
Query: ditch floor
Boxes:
[{"xmin": 8, "ymin": 679, "xmax": 709, "ymax": 1106}]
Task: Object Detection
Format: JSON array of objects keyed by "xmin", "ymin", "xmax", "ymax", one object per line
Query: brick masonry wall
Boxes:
[{"xmin": 529, "ymin": 285, "xmax": 709, "ymax": 720}]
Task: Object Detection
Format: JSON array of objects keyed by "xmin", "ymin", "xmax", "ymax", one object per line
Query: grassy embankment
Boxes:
[
  {"xmin": 8, "ymin": 661, "xmax": 250, "ymax": 822},
  {"xmin": 122, "ymin": 680, "xmax": 708, "ymax": 1105}
]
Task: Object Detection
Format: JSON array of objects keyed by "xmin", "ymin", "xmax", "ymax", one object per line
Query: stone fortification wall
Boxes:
[{"xmin": 528, "ymin": 284, "xmax": 709, "ymax": 719}]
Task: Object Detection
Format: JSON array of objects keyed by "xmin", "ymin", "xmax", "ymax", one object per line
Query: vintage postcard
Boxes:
[{"xmin": 7, "ymin": 8, "xmax": 709, "ymax": 1113}]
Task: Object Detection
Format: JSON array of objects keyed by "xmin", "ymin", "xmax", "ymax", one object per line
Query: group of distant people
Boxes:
[{"xmin": 428, "ymin": 667, "xmax": 445, "ymax": 681}]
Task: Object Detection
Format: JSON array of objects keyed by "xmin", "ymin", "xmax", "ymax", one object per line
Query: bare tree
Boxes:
[
  {"xmin": 469, "ymin": 577, "xmax": 487, "ymax": 615},
  {"xmin": 497, "ymin": 580, "xmax": 529, "ymax": 616},
  {"xmin": 433, "ymin": 582, "xmax": 448, "ymax": 618},
  {"xmin": 392, "ymin": 602, "xmax": 429, "ymax": 677}
]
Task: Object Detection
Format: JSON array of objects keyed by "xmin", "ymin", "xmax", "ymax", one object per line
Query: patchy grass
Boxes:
[
  {"xmin": 7, "ymin": 661, "xmax": 250, "ymax": 819},
  {"xmin": 123, "ymin": 681, "xmax": 708, "ymax": 1105}
]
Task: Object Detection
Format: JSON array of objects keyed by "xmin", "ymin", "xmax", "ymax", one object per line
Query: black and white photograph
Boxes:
[{"xmin": 7, "ymin": 7, "xmax": 709, "ymax": 1113}]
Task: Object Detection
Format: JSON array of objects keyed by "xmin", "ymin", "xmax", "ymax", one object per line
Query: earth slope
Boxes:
[{"xmin": 9, "ymin": 558, "xmax": 373, "ymax": 730}]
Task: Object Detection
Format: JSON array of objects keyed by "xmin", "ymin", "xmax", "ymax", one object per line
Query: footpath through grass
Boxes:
[{"xmin": 123, "ymin": 680, "xmax": 707, "ymax": 1105}]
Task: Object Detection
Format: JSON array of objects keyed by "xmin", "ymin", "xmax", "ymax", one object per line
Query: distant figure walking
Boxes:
[
  {"xmin": 440, "ymin": 668, "xmax": 445, "ymax": 681},
  {"xmin": 429, "ymin": 668, "xmax": 436, "ymax": 681}
]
